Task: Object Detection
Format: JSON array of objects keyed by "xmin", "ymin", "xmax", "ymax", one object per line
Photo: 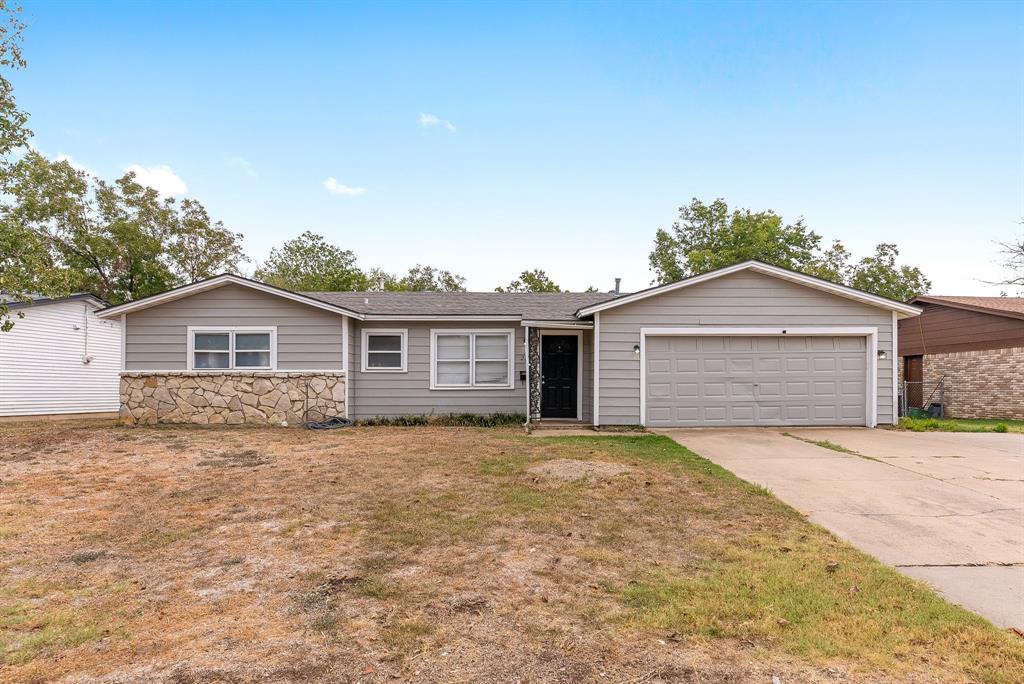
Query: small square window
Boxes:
[{"xmin": 363, "ymin": 330, "xmax": 407, "ymax": 372}]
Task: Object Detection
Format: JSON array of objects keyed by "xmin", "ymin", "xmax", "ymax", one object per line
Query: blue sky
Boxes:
[{"xmin": 16, "ymin": 0, "xmax": 1023, "ymax": 294}]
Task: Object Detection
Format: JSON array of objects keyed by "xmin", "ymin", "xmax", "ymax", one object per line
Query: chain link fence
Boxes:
[{"xmin": 899, "ymin": 377, "xmax": 946, "ymax": 418}]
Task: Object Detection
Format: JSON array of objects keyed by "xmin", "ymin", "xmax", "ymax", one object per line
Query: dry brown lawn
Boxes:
[{"xmin": 1, "ymin": 423, "xmax": 1021, "ymax": 683}]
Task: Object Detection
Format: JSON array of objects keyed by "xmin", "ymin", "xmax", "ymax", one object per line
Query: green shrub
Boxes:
[
  {"xmin": 994, "ymin": 423, "xmax": 1009, "ymax": 433},
  {"xmin": 355, "ymin": 412, "xmax": 525, "ymax": 428}
]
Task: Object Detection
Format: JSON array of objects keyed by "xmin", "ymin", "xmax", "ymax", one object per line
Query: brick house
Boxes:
[{"xmin": 898, "ymin": 296, "xmax": 1024, "ymax": 420}]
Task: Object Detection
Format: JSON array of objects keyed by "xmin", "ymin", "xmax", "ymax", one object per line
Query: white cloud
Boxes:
[
  {"xmin": 419, "ymin": 112, "xmax": 457, "ymax": 132},
  {"xmin": 226, "ymin": 156, "xmax": 258, "ymax": 178},
  {"xmin": 323, "ymin": 177, "xmax": 366, "ymax": 196},
  {"xmin": 53, "ymin": 154, "xmax": 93, "ymax": 176},
  {"xmin": 125, "ymin": 164, "xmax": 188, "ymax": 196}
]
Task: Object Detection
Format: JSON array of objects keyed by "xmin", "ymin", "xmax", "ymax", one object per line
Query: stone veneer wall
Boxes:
[
  {"xmin": 119, "ymin": 372, "xmax": 345, "ymax": 426},
  {"xmin": 527, "ymin": 328, "xmax": 541, "ymax": 421},
  {"xmin": 921, "ymin": 347, "xmax": 1024, "ymax": 420}
]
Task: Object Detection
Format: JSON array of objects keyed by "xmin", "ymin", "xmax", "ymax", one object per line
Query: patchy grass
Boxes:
[
  {"xmin": 898, "ymin": 417, "xmax": 1024, "ymax": 433},
  {"xmin": 0, "ymin": 425, "xmax": 1021, "ymax": 683}
]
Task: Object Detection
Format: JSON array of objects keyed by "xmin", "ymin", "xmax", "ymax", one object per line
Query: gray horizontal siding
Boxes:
[
  {"xmin": 597, "ymin": 271, "xmax": 895, "ymax": 426},
  {"xmin": 125, "ymin": 284, "xmax": 345, "ymax": 371},
  {"xmin": 582, "ymin": 330, "xmax": 594, "ymax": 423},
  {"xmin": 349, "ymin": 321, "xmax": 526, "ymax": 419}
]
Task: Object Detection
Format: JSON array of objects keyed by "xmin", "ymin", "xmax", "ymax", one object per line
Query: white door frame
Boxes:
[
  {"xmin": 538, "ymin": 329, "xmax": 584, "ymax": 421},
  {"xmin": 638, "ymin": 326, "xmax": 878, "ymax": 428}
]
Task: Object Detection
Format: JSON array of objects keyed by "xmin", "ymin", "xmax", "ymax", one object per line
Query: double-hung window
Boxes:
[
  {"xmin": 362, "ymin": 329, "xmax": 408, "ymax": 372},
  {"xmin": 189, "ymin": 328, "xmax": 275, "ymax": 370},
  {"xmin": 431, "ymin": 330, "xmax": 513, "ymax": 389}
]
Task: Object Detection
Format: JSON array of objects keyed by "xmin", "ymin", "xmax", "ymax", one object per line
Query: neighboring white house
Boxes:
[{"xmin": 0, "ymin": 294, "xmax": 121, "ymax": 418}]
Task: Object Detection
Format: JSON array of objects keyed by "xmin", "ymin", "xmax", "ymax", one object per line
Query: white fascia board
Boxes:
[
  {"xmin": 640, "ymin": 326, "xmax": 878, "ymax": 336},
  {"xmin": 95, "ymin": 274, "xmax": 365, "ymax": 320},
  {"xmin": 576, "ymin": 261, "xmax": 923, "ymax": 318},
  {"xmin": 520, "ymin": 320, "xmax": 594, "ymax": 329},
  {"xmin": 362, "ymin": 314, "xmax": 522, "ymax": 321}
]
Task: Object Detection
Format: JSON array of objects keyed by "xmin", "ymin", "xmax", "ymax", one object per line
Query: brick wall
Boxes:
[{"xmin": 918, "ymin": 347, "xmax": 1024, "ymax": 420}]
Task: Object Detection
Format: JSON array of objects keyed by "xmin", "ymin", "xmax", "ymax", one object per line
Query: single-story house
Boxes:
[
  {"xmin": 95, "ymin": 261, "xmax": 920, "ymax": 428},
  {"xmin": 898, "ymin": 295, "xmax": 1024, "ymax": 420},
  {"xmin": 0, "ymin": 293, "xmax": 121, "ymax": 419}
]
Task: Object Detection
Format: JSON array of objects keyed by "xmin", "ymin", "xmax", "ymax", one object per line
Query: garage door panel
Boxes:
[
  {"xmin": 837, "ymin": 337, "xmax": 864, "ymax": 351},
  {"xmin": 840, "ymin": 357, "xmax": 865, "ymax": 371},
  {"xmin": 784, "ymin": 405, "xmax": 809, "ymax": 420},
  {"xmin": 729, "ymin": 337, "xmax": 753, "ymax": 351},
  {"xmin": 731, "ymin": 382, "xmax": 755, "ymax": 398},
  {"xmin": 648, "ymin": 382, "xmax": 671, "ymax": 398},
  {"xmin": 703, "ymin": 358, "xmax": 726, "ymax": 372},
  {"xmin": 675, "ymin": 359, "xmax": 698, "ymax": 373},
  {"xmin": 675, "ymin": 383, "xmax": 698, "ymax": 397},
  {"xmin": 646, "ymin": 335, "xmax": 867, "ymax": 427},
  {"xmin": 786, "ymin": 358, "xmax": 809, "ymax": 372},
  {"xmin": 813, "ymin": 381, "xmax": 836, "ymax": 396},
  {"xmin": 704, "ymin": 382, "xmax": 726, "ymax": 397},
  {"xmin": 813, "ymin": 358, "xmax": 837, "ymax": 371},
  {"xmin": 649, "ymin": 407, "xmax": 671, "ymax": 422},
  {"xmin": 703, "ymin": 406, "xmax": 727, "ymax": 421},
  {"xmin": 701, "ymin": 337, "xmax": 726, "ymax": 351},
  {"xmin": 648, "ymin": 358, "xmax": 671, "ymax": 374},
  {"xmin": 841, "ymin": 404, "xmax": 864, "ymax": 418}
]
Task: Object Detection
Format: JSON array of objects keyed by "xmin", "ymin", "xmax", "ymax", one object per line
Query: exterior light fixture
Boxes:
[
  {"xmin": 877, "ymin": 350, "xmax": 888, "ymax": 360},
  {"xmin": 633, "ymin": 344, "xmax": 641, "ymax": 355}
]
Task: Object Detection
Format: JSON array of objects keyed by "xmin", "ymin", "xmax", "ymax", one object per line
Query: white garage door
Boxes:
[{"xmin": 645, "ymin": 335, "xmax": 867, "ymax": 427}]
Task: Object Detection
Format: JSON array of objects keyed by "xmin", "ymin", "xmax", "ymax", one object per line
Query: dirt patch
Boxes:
[
  {"xmin": 527, "ymin": 458, "xmax": 634, "ymax": 482},
  {"xmin": 195, "ymin": 449, "xmax": 270, "ymax": 468}
]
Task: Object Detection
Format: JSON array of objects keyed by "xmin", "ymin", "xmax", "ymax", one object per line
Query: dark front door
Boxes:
[
  {"xmin": 541, "ymin": 335, "xmax": 578, "ymax": 418},
  {"xmin": 904, "ymin": 355, "xmax": 923, "ymax": 408}
]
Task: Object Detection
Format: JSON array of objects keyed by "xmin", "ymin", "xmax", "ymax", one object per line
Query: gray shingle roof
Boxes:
[{"xmin": 304, "ymin": 291, "xmax": 616, "ymax": 321}]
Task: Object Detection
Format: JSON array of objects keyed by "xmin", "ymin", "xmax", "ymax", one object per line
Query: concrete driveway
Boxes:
[{"xmin": 654, "ymin": 427, "xmax": 1024, "ymax": 629}]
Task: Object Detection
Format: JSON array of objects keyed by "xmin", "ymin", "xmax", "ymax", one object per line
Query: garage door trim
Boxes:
[{"xmin": 639, "ymin": 326, "xmax": 878, "ymax": 428}]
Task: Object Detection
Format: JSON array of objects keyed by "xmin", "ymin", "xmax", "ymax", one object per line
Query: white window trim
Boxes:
[
  {"xmin": 638, "ymin": 326, "xmax": 878, "ymax": 429},
  {"xmin": 429, "ymin": 328, "xmax": 516, "ymax": 390},
  {"xmin": 186, "ymin": 326, "xmax": 277, "ymax": 371},
  {"xmin": 538, "ymin": 329, "xmax": 584, "ymax": 421},
  {"xmin": 361, "ymin": 328, "xmax": 408, "ymax": 373}
]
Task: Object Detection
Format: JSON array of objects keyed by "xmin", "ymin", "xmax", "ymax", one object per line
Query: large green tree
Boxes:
[
  {"xmin": 3, "ymin": 152, "xmax": 246, "ymax": 305},
  {"xmin": 254, "ymin": 232, "xmax": 467, "ymax": 292},
  {"xmin": 495, "ymin": 269, "xmax": 562, "ymax": 293},
  {"xmin": 848, "ymin": 243, "xmax": 930, "ymax": 302},
  {"xmin": 0, "ymin": 1, "xmax": 29, "ymax": 175},
  {"xmin": 0, "ymin": 1, "xmax": 35, "ymax": 331},
  {"xmin": 649, "ymin": 198, "xmax": 931, "ymax": 301},
  {"xmin": 383, "ymin": 264, "xmax": 466, "ymax": 292},
  {"xmin": 254, "ymin": 231, "xmax": 367, "ymax": 291}
]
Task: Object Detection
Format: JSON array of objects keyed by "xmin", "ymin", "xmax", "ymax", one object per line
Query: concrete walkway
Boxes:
[{"xmin": 653, "ymin": 427, "xmax": 1024, "ymax": 629}]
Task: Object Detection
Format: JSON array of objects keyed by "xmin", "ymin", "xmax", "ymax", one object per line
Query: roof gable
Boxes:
[
  {"xmin": 95, "ymin": 274, "xmax": 366, "ymax": 320},
  {"xmin": 576, "ymin": 261, "xmax": 922, "ymax": 318}
]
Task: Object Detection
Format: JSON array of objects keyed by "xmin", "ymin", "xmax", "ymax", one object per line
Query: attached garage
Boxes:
[
  {"xmin": 578, "ymin": 262, "xmax": 922, "ymax": 429},
  {"xmin": 643, "ymin": 331, "xmax": 871, "ymax": 427}
]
